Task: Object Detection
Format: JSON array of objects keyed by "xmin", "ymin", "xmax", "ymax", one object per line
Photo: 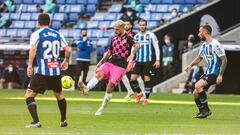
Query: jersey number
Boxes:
[{"xmin": 43, "ymin": 40, "xmax": 60, "ymax": 59}]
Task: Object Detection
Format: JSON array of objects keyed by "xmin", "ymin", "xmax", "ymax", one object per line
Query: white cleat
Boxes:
[
  {"xmin": 95, "ymin": 109, "xmax": 104, "ymax": 116},
  {"xmin": 25, "ymin": 122, "xmax": 42, "ymax": 128},
  {"xmin": 124, "ymin": 91, "xmax": 134, "ymax": 100}
]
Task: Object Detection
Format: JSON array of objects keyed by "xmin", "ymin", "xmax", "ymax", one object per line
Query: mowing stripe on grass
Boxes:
[{"xmin": 0, "ymin": 97, "xmax": 240, "ymax": 106}]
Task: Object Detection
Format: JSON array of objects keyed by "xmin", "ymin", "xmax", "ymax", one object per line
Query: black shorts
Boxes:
[
  {"xmin": 200, "ymin": 74, "xmax": 217, "ymax": 91},
  {"xmin": 28, "ymin": 74, "xmax": 62, "ymax": 94},
  {"xmin": 132, "ymin": 62, "xmax": 154, "ymax": 77}
]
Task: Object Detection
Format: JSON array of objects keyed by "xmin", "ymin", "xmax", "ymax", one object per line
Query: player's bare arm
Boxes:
[
  {"xmin": 96, "ymin": 50, "xmax": 111, "ymax": 68},
  {"xmin": 62, "ymin": 46, "xmax": 71, "ymax": 70},
  {"xmin": 27, "ymin": 45, "xmax": 37, "ymax": 77},
  {"xmin": 216, "ymin": 56, "xmax": 227, "ymax": 85},
  {"xmin": 184, "ymin": 56, "xmax": 203, "ymax": 72}
]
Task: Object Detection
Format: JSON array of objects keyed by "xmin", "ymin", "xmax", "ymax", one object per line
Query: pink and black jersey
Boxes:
[
  {"xmin": 108, "ymin": 33, "xmax": 135, "ymax": 68},
  {"xmin": 126, "ymin": 31, "xmax": 136, "ymax": 38}
]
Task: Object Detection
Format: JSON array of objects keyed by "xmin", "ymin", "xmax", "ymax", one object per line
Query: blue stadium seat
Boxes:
[
  {"xmin": 69, "ymin": 13, "xmax": 79, "ymax": 22},
  {"xmin": 59, "ymin": 29, "xmax": 69, "ymax": 38},
  {"xmin": 104, "ymin": 13, "xmax": 116, "ymax": 21},
  {"xmin": 56, "ymin": 0, "xmax": 65, "ymax": 4},
  {"xmin": 88, "ymin": 0, "xmax": 100, "ymax": 7},
  {"xmin": 156, "ymin": 5, "xmax": 169, "ymax": 13},
  {"xmin": 86, "ymin": 5, "xmax": 96, "ymax": 16},
  {"xmin": 6, "ymin": 29, "xmax": 17, "ymax": 37},
  {"xmin": 59, "ymin": 5, "xmax": 70, "ymax": 13},
  {"xmin": 116, "ymin": 13, "xmax": 123, "ymax": 19},
  {"xmin": 174, "ymin": 0, "xmax": 184, "ymax": 4},
  {"xmin": 151, "ymin": 0, "xmax": 162, "ymax": 3},
  {"xmin": 87, "ymin": 21, "xmax": 99, "ymax": 29},
  {"xmin": 97, "ymin": 38, "xmax": 109, "ymax": 47},
  {"xmin": 91, "ymin": 30, "xmax": 103, "ymax": 38},
  {"xmin": 163, "ymin": 13, "xmax": 172, "ymax": 20},
  {"xmin": 23, "ymin": 0, "xmax": 33, "ymax": 4},
  {"xmin": 180, "ymin": 4, "xmax": 193, "ymax": 12},
  {"xmin": 108, "ymin": 4, "xmax": 122, "ymax": 13},
  {"xmin": 25, "ymin": 21, "xmax": 36, "ymax": 29},
  {"xmin": 185, "ymin": 0, "xmax": 197, "ymax": 4},
  {"xmin": 53, "ymin": 13, "xmax": 65, "ymax": 21},
  {"xmin": 66, "ymin": 0, "xmax": 76, "ymax": 4},
  {"xmin": 15, "ymin": 0, "xmax": 22, "ymax": 4},
  {"xmin": 103, "ymin": 29, "xmax": 114, "ymax": 38},
  {"xmin": 51, "ymin": 21, "xmax": 61, "ymax": 30},
  {"xmin": 10, "ymin": 13, "xmax": 21, "ymax": 20},
  {"xmin": 1, "ymin": 13, "xmax": 10, "ymax": 20},
  {"xmin": 87, "ymin": 29, "xmax": 92, "ymax": 37},
  {"xmin": 12, "ymin": 21, "xmax": 25, "ymax": 29},
  {"xmin": 197, "ymin": 0, "xmax": 208, "ymax": 4},
  {"xmin": 151, "ymin": 13, "xmax": 163, "ymax": 21},
  {"xmin": 168, "ymin": 4, "xmax": 181, "ymax": 12},
  {"xmin": 148, "ymin": 21, "xmax": 159, "ymax": 29},
  {"xmin": 0, "ymin": 29, "xmax": 6, "ymax": 37},
  {"xmin": 70, "ymin": 5, "xmax": 85, "ymax": 14},
  {"xmin": 20, "ymin": 13, "xmax": 31, "ymax": 20},
  {"xmin": 92, "ymin": 13, "xmax": 106, "ymax": 20},
  {"xmin": 20, "ymin": 5, "xmax": 28, "ymax": 12},
  {"xmin": 99, "ymin": 21, "xmax": 110, "ymax": 28},
  {"xmin": 17, "ymin": 29, "xmax": 31, "ymax": 38},
  {"xmin": 140, "ymin": 13, "xmax": 151, "ymax": 20},
  {"xmin": 68, "ymin": 29, "xmax": 81, "ymax": 38},
  {"xmin": 31, "ymin": 13, "xmax": 39, "ymax": 20},
  {"xmin": 27, "ymin": 5, "xmax": 38, "ymax": 13},
  {"xmin": 140, "ymin": 0, "xmax": 150, "ymax": 4},
  {"xmin": 76, "ymin": 0, "xmax": 87, "ymax": 4},
  {"xmin": 34, "ymin": 0, "xmax": 44, "ymax": 4},
  {"xmin": 145, "ymin": 4, "xmax": 157, "ymax": 12},
  {"xmin": 162, "ymin": 0, "xmax": 173, "ymax": 4}
]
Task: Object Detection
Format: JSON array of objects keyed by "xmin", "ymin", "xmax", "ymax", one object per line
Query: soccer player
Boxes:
[
  {"xmin": 184, "ymin": 25, "xmax": 227, "ymax": 118},
  {"xmin": 24, "ymin": 13, "xmax": 71, "ymax": 128},
  {"xmin": 122, "ymin": 19, "xmax": 144, "ymax": 100},
  {"xmin": 80, "ymin": 20, "xmax": 139, "ymax": 115},
  {"xmin": 131, "ymin": 19, "xmax": 160, "ymax": 105}
]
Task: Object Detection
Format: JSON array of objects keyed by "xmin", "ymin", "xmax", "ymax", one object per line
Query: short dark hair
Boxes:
[
  {"xmin": 138, "ymin": 18, "xmax": 147, "ymax": 25},
  {"xmin": 38, "ymin": 13, "xmax": 50, "ymax": 26},
  {"xmin": 202, "ymin": 24, "xmax": 212, "ymax": 35},
  {"xmin": 81, "ymin": 28, "xmax": 87, "ymax": 31},
  {"xmin": 124, "ymin": 19, "xmax": 133, "ymax": 26}
]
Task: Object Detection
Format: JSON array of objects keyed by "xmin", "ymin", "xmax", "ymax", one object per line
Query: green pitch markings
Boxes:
[{"xmin": 1, "ymin": 97, "xmax": 240, "ymax": 106}]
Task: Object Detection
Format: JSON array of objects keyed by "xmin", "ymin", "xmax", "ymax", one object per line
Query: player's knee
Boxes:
[
  {"xmin": 55, "ymin": 93, "xmax": 64, "ymax": 100},
  {"xmin": 95, "ymin": 72, "xmax": 105, "ymax": 80},
  {"xmin": 193, "ymin": 90, "xmax": 199, "ymax": 98},
  {"xmin": 195, "ymin": 83, "xmax": 202, "ymax": 91},
  {"xmin": 131, "ymin": 76, "xmax": 138, "ymax": 81},
  {"xmin": 24, "ymin": 90, "xmax": 34, "ymax": 99},
  {"xmin": 144, "ymin": 76, "xmax": 150, "ymax": 82}
]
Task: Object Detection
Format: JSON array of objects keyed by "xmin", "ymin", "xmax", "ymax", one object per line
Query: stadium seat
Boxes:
[
  {"xmin": 53, "ymin": 13, "xmax": 65, "ymax": 21},
  {"xmin": 97, "ymin": 38, "xmax": 109, "ymax": 47},
  {"xmin": 69, "ymin": 13, "xmax": 79, "ymax": 22},
  {"xmin": 174, "ymin": 0, "xmax": 184, "ymax": 4},
  {"xmin": 23, "ymin": 0, "xmax": 33, "ymax": 4},
  {"xmin": 88, "ymin": 0, "xmax": 100, "ymax": 7},
  {"xmin": 10, "ymin": 13, "xmax": 21, "ymax": 20},
  {"xmin": 162, "ymin": 0, "xmax": 173, "ymax": 4},
  {"xmin": 168, "ymin": 4, "xmax": 181, "ymax": 12},
  {"xmin": 17, "ymin": 29, "xmax": 31, "ymax": 38},
  {"xmin": 140, "ymin": 0, "xmax": 150, "ymax": 4},
  {"xmin": 86, "ymin": 5, "xmax": 96, "ymax": 16},
  {"xmin": 33, "ymin": 0, "xmax": 44, "ymax": 4},
  {"xmin": 59, "ymin": 29, "xmax": 69, "ymax": 38},
  {"xmin": 197, "ymin": 0, "xmax": 208, "ymax": 4},
  {"xmin": 14, "ymin": 0, "xmax": 22, "ymax": 4},
  {"xmin": 19, "ymin": 5, "xmax": 28, "ymax": 12},
  {"xmin": 87, "ymin": 21, "xmax": 99, "ymax": 29},
  {"xmin": 116, "ymin": 13, "xmax": 123, "ymax": 19},
  {"xmin": 92, "ymin": 13, "xmax": 106, "ymax": 21},
  {"xmin": 27, "ymin": 5, "xmax": 38, "ymax": 13},
  {"xmin": 66, "ymin": 0, "xmax": 76, "ymax": 4},
  {"xmin": 12, "ymin": 21, "xmax": 25, "ymax": 29},
  {"xmin": 103, "ymin": 29, "xmax": 114, "ymax": 38},
  {"xmin": 180, "ymin": 4, "xmax": 193, "ymax": 12},
  {"xmin": 108, "ymin": 4, "xmax": 122, "ymax": 13},
  {"xmin": 145, "ymin": 4, "xmax": 157, "ymax": 12},
  {"xmin": 68, "ymin": 29, "xmax": 81, "ymax": 38},
  {"xmin": 51, "ymin": 21, "xmax": 61, "ymax": 30},
  {"xmin": 20, "ymin": 13, "xmax": 31, "ymax": 21},
  {"xmin": 25, "ymin": 21, "xmax": 36, "ymax": 29},
  {"xmin": 148, "ymin": 21, "xmax": 159, "ymax": 29},
  {"xmin": 151, "ymin": 13, "xmax": 163, "ymax": 21},
  {"xmin": 59, "ymin": 5, "xmax": 70, "ymax": 13},
  {"xmin": 31, "ymin": 13, "xmax": 39, "ymax": 20},
  {"xmin": 185, "ymin": 0, "xmax": 197, "ymax": 4},
  {"xmin": 150, "ymin": 0, "xmax": 161, "ymax": 3},
  {"xmin": 98, "ymin": 21, "xmax": 110, "ymax": 28},
  {"xmin": 104, "ymin": 13, "xmax": 116, "ymax": 21},
  {"xmin": 140, "ymin": 13, "xmax": 151, "ymax": 20},
  {"xmin": 1, "ymin": 13, "xmax": 10, "ymax": 20},
  {"xmin": 156, "ymin": 5, "xmax": 168, "ymax": 13},
  {"xmin": 163, "ymin": 13, "xmax": 172, "ymax": 20},
  {"xmin": 6, "ymin": 29, "xmax": 17, "ymax": 37},
  {"xmin": 0, "ymin": 29, "xmax": 6, "ymax": 37},
  {"xmin": 76, "ymin": 0, "xmax": 87, "ymax": 4},
  {"xmin": 56, "ymin": 0, "xmax": 65, "ymax": 4},
  {"xmin": 87, "ymin": 29, "xmax": 92, "ymax": 37},
  {"xmin": 70, "ymin": 5, "xmax": 85, "ymax": 14},
  {"xmin": 91, "ymin": 30, "xmax": 103, "ymax": 38}
]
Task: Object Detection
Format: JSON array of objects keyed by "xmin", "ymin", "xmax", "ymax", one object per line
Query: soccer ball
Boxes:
[{"xmin": 61, "ymin": 76, "xmax": 74, "ymax": 89}]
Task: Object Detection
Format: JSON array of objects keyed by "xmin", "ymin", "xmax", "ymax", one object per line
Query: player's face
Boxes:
[
  {"xmin": 124, "ymin": 21, "xmax": 132, "ymax": 32},
  {"xmin": 81, "ymin": 30, "xmax": 87, "ymax": 37},
  {"xmin": 198, "ymin": 27, "xmax": 206, "ymax": 41},
  {"xmin": 139, "ymin": 21, "xmax": 147, "ymax": 32},
  {"xmin": 114, "ymin": 25, "xmax": 124, "ymax": 36}
]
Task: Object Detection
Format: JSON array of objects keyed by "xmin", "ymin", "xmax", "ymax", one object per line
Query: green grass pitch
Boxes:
[{"xmin": 0, "ymin": 90, "xmax": 240, "ymax": 135}]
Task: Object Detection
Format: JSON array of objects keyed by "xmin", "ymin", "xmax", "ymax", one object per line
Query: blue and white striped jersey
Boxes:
[
  {"xmin": 30, "ymin": 28, "xmax": 68, "ymax": 76},
  {"xmin": 198, "ymin": 39, "xmax": 225, "ymax": 76},
  {"xmin": 134, "ymin": 31, "xmax": 160, "ymax": 62}
]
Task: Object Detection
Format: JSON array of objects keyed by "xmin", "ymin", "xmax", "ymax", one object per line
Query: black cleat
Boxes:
[
  {"xmin": 60, "ymin": 120, "xmax": 68, "ymax": 127},
  {"xmin": 194, "ymin": 110, "xmax": 212, "ymax": 119},
  {"xmin": 26, "ymin": 122, "xmax": 42, "ymax": 128}
]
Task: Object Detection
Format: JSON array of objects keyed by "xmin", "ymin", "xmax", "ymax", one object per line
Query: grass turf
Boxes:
[{"xmin": 0, "ymin": 89, "xmax": 240, "ymax": 135}]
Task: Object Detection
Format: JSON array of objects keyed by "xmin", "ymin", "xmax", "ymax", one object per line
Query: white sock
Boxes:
[
  {"xmin": 87, "ymin": 77, "xmax": 99, "ymax": 90},
  {"xmin": 122, "ymin": 75, "xmax": 133, "ymax": 94},
  {"xmin": 137, "ymin": 77, "xmax": 145, "ymax": 98},
  {"xmin": 98, "ymin": 93, "xmax": 112, "ymax": 111}
]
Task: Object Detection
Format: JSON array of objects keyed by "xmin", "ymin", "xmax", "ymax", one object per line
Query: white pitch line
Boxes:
[{"xmin": 0, "ymin": 97, "xmax": 240, "ymax": 106}]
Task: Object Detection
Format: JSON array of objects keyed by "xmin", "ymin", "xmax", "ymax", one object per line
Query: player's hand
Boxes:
[
  {"xmin": 184, "ymin": 64, "xmax": 192, "ymax": 72},
  {"xmin": 126, "ymin": 61, "xmax": 134, "ymax": 73},
  {"xmin": 27, "ymin": 66, "xmax": 33, "ymax": 77},
  {"xmin": 216, "ymin": 75, "xmax": 223, "ymax": 85},
  {"xmin": 127, "ymin": 54, "xmax": 134, "ymax": 62},
  {"xmin": 153, "ymin": 60, "xmax": 160, "ymax": 68},
  {"xmin": 61, "ymin": 60, "xmax": 69, "ymax": 70}
]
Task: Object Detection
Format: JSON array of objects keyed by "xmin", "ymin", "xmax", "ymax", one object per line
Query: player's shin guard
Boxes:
[
  {"xmin": 194, "ymin": 98, "xmax": 203, "ymax": 113},
  {"xmin": 26, "ymin": 97, "xmax": 39, "ymax": 123},
  {"xmin": 144, "ymin": 81, "xmax": 152, "ymax": 99},
  {"xmin": 57, "ymin": 98, "xmax": 67, "ymax": 121},
  {"xmin": 97, "ymin": 92, "xmax": 112, "ymax": 114},
  {"xmin": 199, "ymin": 91, "xmax": 209, "ymax": 111},
  {"xmin": 87, "ymin": 77, "xmax": 99, "ymax": 90},
  {"xmin": 131, "ymin": 80, "xmax": 141, "ymax": 93}
]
